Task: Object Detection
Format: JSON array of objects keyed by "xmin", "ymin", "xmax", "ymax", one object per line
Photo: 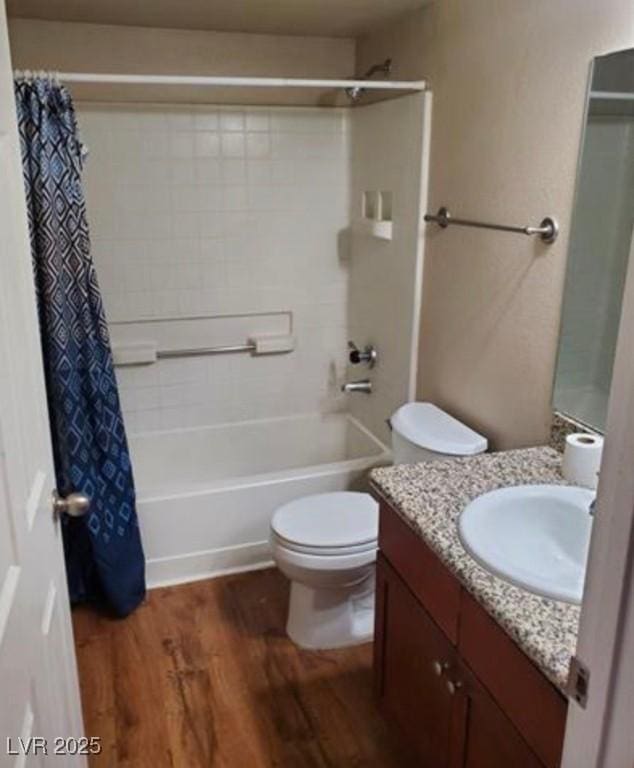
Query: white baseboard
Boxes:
[{"xmin": 145, "ymin": 540, "xmax": 274, "ymax": 589}]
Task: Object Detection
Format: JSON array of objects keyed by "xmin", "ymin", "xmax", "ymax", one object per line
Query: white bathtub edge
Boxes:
[{"xmin": 146, "ymin": 540, "xmax": 274, "ymax": 590}]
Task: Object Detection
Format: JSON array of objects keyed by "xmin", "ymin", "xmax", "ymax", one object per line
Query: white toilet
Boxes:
[{"xmin": 270, "ymin": 402, "xmax": 488, "ymax": 649}]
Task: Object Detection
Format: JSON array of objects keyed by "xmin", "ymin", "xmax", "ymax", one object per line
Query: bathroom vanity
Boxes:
[{"xmin": 370, "ymin": 448, "xmax": 578, "ymax": 768}]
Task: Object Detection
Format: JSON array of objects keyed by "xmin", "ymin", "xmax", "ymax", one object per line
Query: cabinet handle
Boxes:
[
  {"xmin": 432, "ymin": 660, "xmax": 449, "ymax": 676},
  {"xmin": 446, "ymin": 679, "xmax": 463, "ymax": 696}
]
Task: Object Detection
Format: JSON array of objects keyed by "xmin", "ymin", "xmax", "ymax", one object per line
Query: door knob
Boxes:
[{"xmin": 52, "ymin": 490, "xmax": 91, "ymax": 518}]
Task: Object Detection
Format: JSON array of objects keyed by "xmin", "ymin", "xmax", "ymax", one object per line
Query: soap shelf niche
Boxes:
[{"xmin": 357, "ymin": 190, "xmax": 393, "ymax": 241}]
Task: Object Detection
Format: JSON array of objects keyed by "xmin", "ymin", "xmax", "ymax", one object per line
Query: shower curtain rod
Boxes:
[{"xmin": 14, "ymin": 69, "xmax": 427, "ymax": 91}]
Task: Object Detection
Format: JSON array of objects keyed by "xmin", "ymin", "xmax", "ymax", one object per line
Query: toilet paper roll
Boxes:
[{"xmin": 561, "ymin": 433, "xmax": 604, "ymax": 489}]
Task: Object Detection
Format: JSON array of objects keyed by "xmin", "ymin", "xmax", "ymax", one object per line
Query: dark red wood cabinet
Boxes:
[
  {"xmin": 455, "ymin": 665, "xmax": 544, "ymax": 768},
  {"xmin": 375, "ymin": 553, "xmax": 457, "ymax": 766},
  {"xmin": 373, "ymin": 499, "xmax": 568, "ymax": 768}
]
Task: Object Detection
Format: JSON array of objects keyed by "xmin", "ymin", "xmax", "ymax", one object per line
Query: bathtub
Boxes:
[{"xmin": 129, "ymin": 413, "xmax": 390, "ymax": 588}]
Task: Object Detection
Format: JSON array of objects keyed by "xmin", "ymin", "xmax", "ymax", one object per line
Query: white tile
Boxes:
[
  {"xmin": 196, "ymin": 158, "xmax": 221, "ymax": 185},
  {"xmin": 199, "ymin": 187, "xmax": 222, "ymax": 211},
  {"xmin": 135, "ymin": 410, "xmax": 161, "ymax": 432},
  {"xmin": 172, "ymin": 185, "xmax": 202, "ymax": 212},
  {"xmin": 172, "ymin": 212, "xmax": 200, "ymax": 238},
  {"xmin": 170, "ymin": 159, "xmax": 196, "ymax": 185},
  {"xmin": 160, "ymin": 407, "xmax": 186, "ymax": 430},
  {"xmin": 160, "ymin": 384, "xmax": 184, "ymax": 408},
  {"xmin": 221, "ymin": 159, "xmax": 247, "ymax": 184},
  {"xmin": 143, "ymin": 133, "xmax": 169, "ymax": 159},
  {"xmin": 170, "ymin": 133, "xmax": 194, "ymax": 159},
  {"xmin": 167, "ymin": 112, "xmax": 194, "ymax": 131},
  {"xmin": 221, "ymin": 186, "xmax": 248, "ymax": 211},
  {"xmin": 270, "ymin": 160, "xmax": 296, "ymax": 185},
  {"xmin": 124, "ymin": 262, "xmax": 149, "ymax": 290},
  {"xmin": 198, "ymin": 212, "xmax": 223, "ymax": 238},
  {"xmin": 247, "ymin": 160, "xmax": 272, "ymax": 185},
  {"xmin": 220, "ymin": 111, "xmax": 245, "ymax": 131},
  {"xmin": 223, "ymin": 211, "xmax": 251, "ymax": 238},
  {"xmin": 154, "ymin": 290, "xmax": 180, "ymax": 316},
  {"xmin": 142, "ymin": 159, "xmax": 170, "ymax": 186},
  {"xmin": 194, "ymin": 111, "xmax": 219, "ymax": 131},
  {"xmin": 246, "ymin": 133, "xmax": 270, "ymax": 159},
  {"xmin": 246, "ymin": 112, "xmax": 270, "ymax": 131},
  {"xmin": 221, "ymin": 133, "xmax": 246, "ymax": 158},
  {"xmin": 135, "ymin": 386, "xmax": 161, "ymax": 410},
  {"xmin": 195, "ymin": 132, "xmax": 220, "ymax": 158}
]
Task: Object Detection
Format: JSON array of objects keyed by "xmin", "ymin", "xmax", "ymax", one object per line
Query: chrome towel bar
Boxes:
[
  {"xmin": 157, "ymin": 343, "xmax": 255, "ymax": 359},
  {"xmin": 424, "ymin": 206, "xmax": 559, "ymax": 244}
]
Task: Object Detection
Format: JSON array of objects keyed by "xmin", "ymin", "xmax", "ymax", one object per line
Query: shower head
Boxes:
[{"xmin": 344, "ymin": 58, "xmax": 392, "ymax": 103}]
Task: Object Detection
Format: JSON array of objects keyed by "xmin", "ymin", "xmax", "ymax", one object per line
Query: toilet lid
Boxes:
[
  {"xmin": 391, "ymin": 402, "xmax": 488, "ymax": 456},
  {"xmin": 271, "ymin": 492, "xmax": 379, "ymax": 550}
]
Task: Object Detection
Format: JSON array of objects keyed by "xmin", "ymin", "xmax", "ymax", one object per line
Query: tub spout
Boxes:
[{"xmin": 341, "ymin": 379, "xmax": 372, "ymax": 394}]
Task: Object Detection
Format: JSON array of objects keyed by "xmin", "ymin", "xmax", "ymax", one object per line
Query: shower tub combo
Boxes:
[{"xmin": 130, "ymin": 413, "xmax": 389, "ymax": 587}]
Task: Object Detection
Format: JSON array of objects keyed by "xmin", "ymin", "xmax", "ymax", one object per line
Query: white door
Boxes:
[
  {"xmin": 561, "ymin": 232, "xmax": 634, "ymax": 766},
  {"xmin": 0, "ymin": 6, "xmax": 86, "ymax": 766}
]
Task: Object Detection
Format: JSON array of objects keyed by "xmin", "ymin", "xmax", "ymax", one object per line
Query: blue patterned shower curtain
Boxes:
[{"xmin": 15, "ymin": 78, "xmax": 145, "ymax": 617}]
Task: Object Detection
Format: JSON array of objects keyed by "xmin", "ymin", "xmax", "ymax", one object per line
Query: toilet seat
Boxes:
[
  {"xmin": 271, "ymin": 530, "xmax": 377, "ymax": 557},
  {"xmin": 272, "ymin": 539, "xmax": 377, "ymax": 573},
  {"xmin": 271, "ymin": 492, "xmax": 378, "ymax": 556}
]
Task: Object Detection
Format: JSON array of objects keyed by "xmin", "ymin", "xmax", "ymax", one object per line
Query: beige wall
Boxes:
[
  {"xmin": 8, "ymin": 19, "xmax": 355, "ymax": 105},
  {"xmin": 358, "ymin": 1, "xmax": 634, "ymax": 449}
]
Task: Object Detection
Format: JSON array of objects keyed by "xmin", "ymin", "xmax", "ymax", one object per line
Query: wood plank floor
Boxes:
[{"xmin": 72, "ymin": 568, "xmax": 408, "ymax": 767}]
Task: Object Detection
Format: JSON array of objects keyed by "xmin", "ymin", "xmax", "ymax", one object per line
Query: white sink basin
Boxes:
[{"xmin": 458, "ymin": 484, "xmax": 595, "ymax": 604}]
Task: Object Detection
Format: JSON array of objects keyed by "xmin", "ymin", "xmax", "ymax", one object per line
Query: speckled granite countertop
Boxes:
[{"xmin": 370, "ymin": 447, "xmax": 580, "ymax": 692}]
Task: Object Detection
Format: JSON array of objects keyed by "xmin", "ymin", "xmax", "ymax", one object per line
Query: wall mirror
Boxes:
[{"xmin": 554, "ymin": 48, "xmax": 634, "ymax": 432}]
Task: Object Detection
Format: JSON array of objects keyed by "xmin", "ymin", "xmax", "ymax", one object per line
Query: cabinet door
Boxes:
[
  {"xmin": 458, "ymin": 591, "xmax": 566, "ymax": 768},
  {"xmin": 375, "ymin": 553, "xmax": 457, "ymax": 767},
  {"xmin": 449, "ymin": 665, "xmax": 546, "ymax": 768}
]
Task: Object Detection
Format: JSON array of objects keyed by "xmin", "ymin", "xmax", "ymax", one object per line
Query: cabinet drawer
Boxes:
[
  {"xmin": 377, "ymin": 498, "xmax": 461, "ymax": 642},
  {"xmin": 458, "ymin": 591, "xmax": 567, "ymax": 768}
]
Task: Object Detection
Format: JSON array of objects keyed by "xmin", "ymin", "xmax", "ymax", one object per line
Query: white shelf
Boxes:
[{"xmin": 354, "ymin": 219, "xmax": 393, "ymax": 241}]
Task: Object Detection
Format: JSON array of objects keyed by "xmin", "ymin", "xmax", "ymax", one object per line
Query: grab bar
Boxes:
[
  {"xmin": 157, "ymin": 343, "xmax": 255, "ymax": 359},
  {"xmin": 113, "ymin": 335, "xmax": 295, "ymax": 365},
  {"xmin": 424, "ymin": 206, "xmax": 559, "ymax": 244}
]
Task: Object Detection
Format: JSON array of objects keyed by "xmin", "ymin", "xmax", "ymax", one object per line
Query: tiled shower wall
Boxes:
[{"xmin": 78, "ymin": 104, "xmax": 350, "ymax": 432}]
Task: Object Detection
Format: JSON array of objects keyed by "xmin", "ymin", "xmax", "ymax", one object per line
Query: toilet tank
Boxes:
[{"xmin": 390, "ymin": 402, "xmax": 488, "ymax": 465}]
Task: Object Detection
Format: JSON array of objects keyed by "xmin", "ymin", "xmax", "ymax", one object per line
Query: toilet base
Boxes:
[{"xmin": 286, "ymin": 570, "xmax": 376, "ymax": 650}]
